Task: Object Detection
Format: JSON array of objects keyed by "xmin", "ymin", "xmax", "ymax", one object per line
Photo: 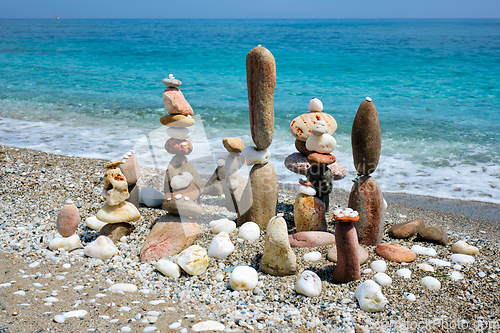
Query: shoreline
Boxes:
[{"xmin": 1, "ymin": 144, "xmax": 499, "ymax": 332}]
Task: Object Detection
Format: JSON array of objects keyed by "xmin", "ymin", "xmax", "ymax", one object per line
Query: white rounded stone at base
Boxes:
[
  {"xmin": 155, "ymin": 260, "xmax": 181, "ymax": 278},
  {"xmin": 373, "ymin": 272, "xmax": 392, "ymax": 286},
  {"xmin": 451, "ymin": 241, "xmax": 479, "ymax": 255},
  {"xmin": 177, "ymin": 245, "xmax": 209, "ymax": 276},
  {"xmin": 208, "ymin": 232, "xmax": 235, "ymax": 259},
  {"xmin": 170, "ymin": 172, "xmax": 193, "ymax": 190},
  {"xmin": 238, "ymin": 222, "xmax": 260, "ymax": 241},
  {"xmin": 298, "ymin": 185, "xmax": 316, "ymax": 196},
  {"xmin": 229, "ymin": 266, "xmax": 258, "ymax": 291},
  {"xmin": 49, "ymin": 233, "xmax": 81, "ymax": 251},
  {"xmin": 417, "ymin": 264, "xmax": 434, "ymax": 272},
  {"xmin": 308, "ymin": 98, "xmax": 323, "ymax": 112},
  {"xmin": 210, "ymin": 219, "xmax": 236, "ymax": 234},
  {"xmin": 428, "ymin": 258, "xmax": 451, "ymax": 267},
  {"xmin": 305, "ymin": 133, "xmax": 336, "ymax": 154},
  {"xmin": 240, "ymin": 146, "xmax": 271, "ymax": 166},
  {"xmin": 404, "ymin": 292, "xmax": 416, "ymax": 301},
  {"xmin": 396, "ymin": 268, "xmax": 412, "ymax": 279},
  {"xmin": 192, "ymin": 321, "xmax": 225, "ymax": 332},
  {"xmin": 166, "ymin": 127, "xmax": 191, "ymax": 140},
  {"xmin": 139, "ymin": 188, "xmax": 164, "ymax": 208},
  {"xmin": 109, "ymin": 283, "xmax": 138, "ymax": 293},
  {"xmin": 420, "ymin": 276, "xmax": 441, "ymax": 290},
  {"xmin": 450, "ymin": 271, "xmax": 464, "ymax": 280},
  {"xmin": 355, "ymin": 280, "xmax": 387, "ymax": 312},
  {"xmin": 84, "ymin": 236, "xmax": 118, "ymax": 260},
  {"xmin": 450, "ymin": 253, "xmax": 475, "ymax": 264},
  {"xmin": 303, "ymin": 251, "xmax": 322, "ymax": 262},
  {"xmin": 370, "ymin": 260, "xmax": 387, "ymax": 272},
  {"xmin": 411, "ymin": 245, "xmax": 437, "ymax": 256},
  {"xmin": 85, "ymin": 215, "xmax": 107, "ymax": 231},
  {"xmin": 295, "ymin": 270, "xmax": 322, "ymax": 297}
]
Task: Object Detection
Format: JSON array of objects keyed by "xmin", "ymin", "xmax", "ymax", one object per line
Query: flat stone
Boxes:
[
  {"xmin": 284, "ymin": 152, "xmax": 346, "ymax": 180},
  {"xmin": 162, "ymin": 78, "xmax": 182, "ymax": 87},
  {"xmin": 164, "ymin": 138, "xmax": 193, "ymax": 155},
  {"xmin": 247, "ymin": 46, "xmax": 275, "ymax": 150},
  {"xmin": 295, "ymin": 139, "xmax": 312, "ymax": 156},
  {"xmin": 162, "ymin": 87, "xmax": 194, "ymax": 116},
  {"xmin": 223, "ymin": 137, "xmax": 245, "ymax": 153},
  {"xmin": 289, "ymin": 112, "xmax": 337, "ymax": 142},
  {"xmin": 119, "ymin": 151, "xmax": 140, "ymax": 186},
  {"xmin": 351, "ymin": 99, "xmax": 381, "ymax": 175},
  {"xmin": 259, "ymin": 215, "xmax": 298, "ymax": 276},
  {"xmin": 289, "ymin": 231, "xmax": 335, "ymax": 248},
  {"xmin": 293, "ymin": 194, "xmax": 326, "ymax": 232},
  {"xmin": 327, "ymin": 244, "xmax": 369, "ymax": 264},
  {"xmin": 56, "ymin": 204, "xmax": 80, "ymax": 237},
  {"xmin": 375, "ymin": 243, "xmax": 416, "ymax": 263},
  {"xmin": 417, "ymin": 226, "xmax": 449, "ymax": 245},
  {"xmin": 96, "ymin": 201, "xmax": 140, "ymax": 223},
  {"xmin": 139, "ymin": 221, "xmax": 200, "ymax": 263},
  {"xmin": 99, "ymin": 222, "xmax": 133, "ymax": 243},
  {"xmin": 160, "ymin": 114, "xmax": 195, "ymax": 128},
  {"xmin": 307, "ymin": 152, "xmax": 336, "ymax": 167},
  {"xmin": 388, "ymin": 218, "xmax": 425, "ymax": 239}
]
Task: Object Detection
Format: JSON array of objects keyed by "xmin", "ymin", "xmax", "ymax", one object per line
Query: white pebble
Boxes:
[
  {"xmin": 13, "ymin": 290, "xmax": 26, "ymax": 295},
  {"xmin": 214, "ymin": 272, "xmax": 224, "ymax": 282},
  {"xmin": 155, "ymin": 260, "xmax": 181, "ymax": 279},
  {"xmin": 308, "ymin": 98, "xmax": 323, "ymax": 112},
  {"xmin": 395, "ymin": 268, "xmax": 411, "ymax": 279},
  {"xmin": 44, "ymin": 296, "xmax": 59, "ymax": 302},
  {"xmin": 303, "ymin": 251, "xmax": 322, "ymax": 262},
  {"xmin": 29, "ymin": 261, "xmax": 40, "ymax": 268},
  {"xmin": 62, "ymin": 263, "xmax": 71, "ymax": 269},
  {"xmin": 109, "ymin": 283, "xmax": 137, "ymax": 293},
  {"xmin": 207, "ymin": 232, "xmax": 235, "ymax": 259},
  {"xmin": 169, "ymin": 322, "xmax": 181, "ymax": 329},
  {"xmin": 373, "ymin": 272, "xmax": 392, "ymax": 286},
  {"xmin": 355, "ymin": 280, "xmax": 387, "ymax": 312},
  {"xmin": 428, "ymin": 258, "xmax": 451, "ymax": 267},
  {"xmin": 84, "ymin": 216, "xmax": 107, "ymax": 231},
  {"xmin": 362, "ymin": 268, "xmax": 372, "ymax": 274},
  {"xmin": 238, "ymin": 222, "xmax": 260, "ymax": 241},
  {"xmin": 417, "ymin": 264, "xmax": 434, "ymax": 272},
  {"xmin": 121, "ymin": 327, "xmax": 132, "ymax": 332},
  {"xmin": 451, "ymin": 241, "xmax": 479, "ymax": 255},
  {"xmin": 53, "ymin": 315, "xmax": 65, "ymax": 323},
  {"xmin": 370, "ymin": 260, "xmax": 387, "ymax": 272},
  {"xmin": 56, "ymin": 276, "xmax": 65, "ymax": 280},
  {"xmin": 84, "ymin": 236, "xmax": 118, "ymax": 260},
  {"xmin": 404, "ymin": 292, "xmax": 416, "ymax": 301},
  {"xmin": 420, "ymin": 276, "xmax": 441, "ymax": 290},
  {"xmin": 453, "ymin": 264, "xmax": 462, "ymax": 270},
  {"xmin": 166, "ymin": 127, "xmax": 191, "ymax": 140},
  {"xmin": 478, "ymin": 272, "xmax": 486, "ymax": 277},
  {"xmin": 192, "ymin": 321, "xmax": 225, "ymax": 331},
  {"xmin": 450, "ymin": 271, "xmax": 464, "ymax": 280},
  {"xmin": 450, "ymin": 254, "xmax": 475, "ymax": 264},
  {"xmin": 410, "ymin": 245, "xmax": 437, "ymax": 256},
  {"xmin": 229, "ymin": 266, "xmax": 258, "ymax": 291},
  {"xmin": 298, "ymin": 185, "xmax": 316, "ymax": 196},
  {"xmin": 149, "ymin": 300, "xmax": 165, "ymax": 305},
  {"xmin": 119, "ymin": 306, "xmax": 131, "ymax": 312},
  {"xmin": 240, "ymin": 146, "xmax": 271, "ymax": 165},
  {"xmin": 294, "ymin": 270, "xmax": 322, "ymax": 297},
  {"xmin": 143, "ymin": 326, "xmax": 157, "ymax": 332},
  {"xmin": 209, "ymin": 219, "xmax": 237, "ymax": 234},
  {"xmin": 170, "ymin": 172, "xmax": 193, "ymax": 190},
  {"xmin": 177, "ymin": 245, "xmax": 209, "ymax": 276}
]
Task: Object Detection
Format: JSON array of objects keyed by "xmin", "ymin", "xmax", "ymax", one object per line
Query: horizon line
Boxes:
[{"xmin": 1, "ymin": 17, "xmax": 500, "ymax": 20}]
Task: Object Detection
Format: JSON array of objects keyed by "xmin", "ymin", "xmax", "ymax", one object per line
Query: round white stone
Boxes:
[
  {"xmin": 166, "ymin": 127, "xmax": 191, "ymax": 140},
  {"xmin": 240, "ymin": 146, "xmax": 271, "ymax": 166},
  {"xmin": 303, "ymin": 251, "xmax": 322, "ymax": 262},
  {"xmin": 169, "ymin": 322, "xmax": 181, "ymax": 329},
  {"xmin": 209, "ymin": 219, "xmax": 236, "ymax": 234},
  {"xmin": 177, "ymin": 245, "xmax": 209, "ymax": 276},
  {"xmin": 410, "ymin": 245, "xmax": 437, "ymax": 256},
  {"xmin": 450, "ymin": 253, "xmax": 475, "ymax": 264},
  {"xmin": 370, "ymin": 260, "xmax": 387, "ymax": 273},
  {"xmin": 451, "ymin": 241, "xmax": 479, "ymax": 255},
  {"xmin": 84, "ymin": 215, "xmax": 107, "ymax": 231},
  {"xmin": 229, "ymin": 266, "xmax": 258, "ymax": 291},
  {"xmin": 308, "ymin": 98, "xmax": 323, "ymax": 112},
  {"xmin": 53, "ymin": 315, "xmax": 65, "ymax": 323},
  {"xmin": 373, "ymin": 272, "xmax": 392, "ymax": 286},
  {"xmin": 404, "ymin": 292, "xmax": 416, "ymax": 301},
  {"xmin": 417, "ymin": 263, "xmax": 434, "ymax": 272},
  {"xmin": 207, "ymin": 232, "xmax": 235, "ymax": 259},
  {"xmin": 294, "ymin": 270, "xmax": 322, "ymax": 297},
  {"xmin": 214, "ymin": 272, "xmax": 224, "ymax": 282},
  {"xmin": 428, "ymin": 258, "xmax": 451, "ymax": 267},
  {"xmin": 299, "ymin": 185, "xmax": 316, "ymax": 196},
  {"xmin": 305, "ymin": 133, "xmax": 336, "ymax": 154},
  {"xmin": 139, "ymin": 187, "xmax": 164, "ymax": 208},
  {"xmin": 450, "ymin": 271, "xmax": 464, "ymax": 281},
  {"xmin": 155, "ymin": 260, "xmax": 181, "ymax": 279},
  {"xmin": 355, "ymin": 280, "xmax": 387, "ymax": 312},
  {"xmin": 362, "ymin": 268, "xmax": 372, "ymax": 274},
  {"xmin": 396, "ymin": 268, "xmax": 411, "ymax": 279},
  {"xmin": 49, "ymin": 233, "xmax": 81, "ymax": 251},
  {"xmin": 84, "ymin": 236, "xmax": 118, "ymax": 260},
  {"xmin": 170, "ymin": 172, "xmax": 193, "ymax": 190},
  {"xmin": 366, "ymin": 97, "xmax": 372, "ymax": 102},
  {"xmin": 238, "ymin": 222, "xmax": 260, "ymax": 241},
  {"xmin": 420, "ymin": 276, "xmax": 441, "ymax": 290}
]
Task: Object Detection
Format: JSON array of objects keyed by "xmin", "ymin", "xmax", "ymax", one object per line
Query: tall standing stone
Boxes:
[{"xmin": 247, "ymin": 45, "xmax": 276, "ymax": 150}]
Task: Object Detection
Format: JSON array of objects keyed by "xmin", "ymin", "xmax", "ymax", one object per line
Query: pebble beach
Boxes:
[{"xmin": 1, "ymin": 145, "xmax": 500, "ymax": 333}]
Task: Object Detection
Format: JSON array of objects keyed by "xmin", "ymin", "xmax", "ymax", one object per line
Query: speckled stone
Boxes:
[
  {"xmin": 375, "ymin": 243, "xmax": 416, "ymax": 263},
  {"xmin": 351, "ymin": 99, "xmax": 381, "ymax": 175},
  {"xmin": 293, "ymin": 193, "xmax": 326, "ymax": 232},
  {"xmin": 284, "ymin": 152, "xmax": 346, "ymax": 180},
  {"xmin": 247, "ymin": 46, "xmax": 276, "ymax": 150},
  {"xmin": 56, "ymin": 204, "xmax": 80, "ymax": 237},
  {"xmin": 223, "ymin": 138, "xmax": 245, "ymax": 153},
  {"xmin": 290, "ymin": 112, "xmax": 337, "ymax": 142},
  {"xmin": 162, "ymin": 87, "xmax": 194, "ymax": 116},
  {"xmin": 389, "ymin": 218, "xmax": 425, "ymax": 239},
  {"xmin": 164, "ymin": 138, "xmax": 193, "ymax": 155},
  {"xmin": 295, "ymin": 139, "xmax": 312, "ymax": 156},
  {"xmin": 417, "ymin": 226, "xmax": 449, "ymax": 245},
  {"xmin": 160, "ymin": 114, "xmax": 195, "ymax": 128}
]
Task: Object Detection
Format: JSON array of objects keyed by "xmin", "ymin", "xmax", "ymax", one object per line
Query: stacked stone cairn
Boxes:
[
  {"xmin": 348, "ymin": 97, "xmax": 385, "ymax": 246},
  {"xmin": 160, "ymin": 74, "xmax": 203, "ymax": 218},
  {"xmin": 49, "ymin": 203, "xmax": 81, "ymax": 251},
  {"xmin": 235, "ymin": 45, "xmax": 278, "ymax": 231},
  {"xmin": 221, "ymin": 137, "xmax": 247, "ymax": 213},
  {"xmin": 285, "ymin": 98, "xmax": 346, "ymax": 228}
]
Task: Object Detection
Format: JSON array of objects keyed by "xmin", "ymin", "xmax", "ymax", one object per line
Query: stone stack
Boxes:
[
  {"xmin": 293, "ymin": 178, "xmax": 326, "ymax": 232},
  {"xmin": 49, "ymin": 203, "xmax": 82, "ymax": 251},
  {"xmin": 119, "ymin": 150, "xmax": 141, "ymax": 207},
  {"xmin": 220, "ymin": 137, "xmax": 247, "ymax": 213},
  {"xmin": 160, "ymin": 74, "xmax": 203, "ymax": 218},
  {"xmin": 236, "ymin": 45, "xmax": 278, "ymax": 231},
  {"xmin": 348, "ymin": 97, "xmax": 384, "ymax": 246}
]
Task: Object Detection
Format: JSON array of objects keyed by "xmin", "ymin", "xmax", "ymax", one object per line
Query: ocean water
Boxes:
[{"xmin": 0, "ymin": 19, "xmax": 499, "ymax": 203}]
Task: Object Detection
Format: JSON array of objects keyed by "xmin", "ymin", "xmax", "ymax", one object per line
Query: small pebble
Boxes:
[{"xmin": 370, "ymin": 260, "xmax": 387, "ymax": 272}]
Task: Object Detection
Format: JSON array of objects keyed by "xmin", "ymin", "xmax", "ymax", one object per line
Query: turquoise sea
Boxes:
[{"xmin": 0, "ymin": 19, "xmax": 499, "ymax": 203}]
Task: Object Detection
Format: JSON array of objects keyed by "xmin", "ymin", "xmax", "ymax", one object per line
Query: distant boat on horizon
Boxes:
[{"xmin": 53, "ymin": 6, "xmax": 59, "ymax": 19}]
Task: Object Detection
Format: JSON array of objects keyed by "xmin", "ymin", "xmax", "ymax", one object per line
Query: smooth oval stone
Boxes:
[
  {"xmin": 170, "ymin": 172, "xmax": 193, "ymax": 190},
  {"xmin": 295, "ymin": 139, "xmax": 312, "ymax": 156},
  {"xmin": 99, "ymin": 222, "xmax": 133, "ymax": 243},
  {"xmin": 295, "ymin": 270, "xmax": 322, "ymax": 297},
  {"xmin": 289, "ymin": 112, "xmax": 337, "ymax": 142},
  {"xmin": 164, "ymin": 138, "xmax": 193, "ymax": 155},
  {"xmin": 284, "ymin": 152, "xmax": 346, "ymax": 180},
  {"xmin": 162, "ymin": 87, "xmax": 194, "ymax": 116},
  {"xmin": 373, "ymin": 272, "xmax": 392, "ymax": 286},
  {"xmin": 355, "ymin": 280, "xmax": 387, "ymax": 312},
  {"xmin": 417, "ymin": 226, "xmax": 449, "ymax": 245},
  {"xmin": 240, "ymin": 146, "xmax": 271, "ymax": 166},
  {"xmin": 224, "ymin": 152, "xmax": 240, "ymax": 178},
  {"xmin": 388, "ymin": 218, "xmax": 425, "ymax": 239},
  {"xmin": 420, "ymin": 276, "xmax": 441, "ymax": 290},
  {"xmin": 85, "ymin": 215, "xmax": 107, "ymax": 231},
  {"xmin": 305, "ymin": 133, "xmax": 336, "ymax": 154},
  {"xmin": 96, "ymin": 201, "xmax": 140, "ymax": 223},
  {"xmin": 396, "ymin": 268, "xmax": 412, "ymax": 279},
  {"xmin": 163, "ymin": 77, "xmax": 182, "ymax": 87},
  {"xmin": 451, "ymin": 241, "xmax": 479, "ymax": 255},
  {"xmin": 375, "ymin": 243, "xmax": 416, "ymax": 263},
  {"xmin": 450, "ymin": 253, "xmax": 475, "ymax": 264},
  {"xmin": 238, "ymin": 222, "xmax": 260, "ymax": 241},
  {"xmin": 84, "ymin": 236, "xmax": 118, "ymax": 260},
  {"xmin": 298, "ymin": 185, "xmax": 316, "ymax": 196},
  {"xmin": 247, "ymin": 46, "xmax": 276, "ymax": 150},
  {"xmin": 289, "ymin": 231, "xmax": 335, "ymax": 248},
  {"xmin": 351, "ymin": 99, "xmax": 381, "ymax": 175},
  {"xmin": 166, "ymin": 127, "xmax": 191, "ymax": 140},
  {"xmin": 308, "ymin": 98, "xmax": 323, "ymax": 112},
  {"xmin": 160, "ymin": 114, "xmax": 195, "ymax": 128},
  {"xmin": 155, "ymin": 259, "xmax": 181, "ymax": 278},
  {"xmin": 139, "ymin": 187, "xmax": 164, "ymax": 208},
  {"xmin": 119, "ymin": 151, "xmax": 140, "ymax": 186},
  {"xmin": 307, "ymin": 152, "xmax": 336, "ymax": 167},
  {"xmin": 56, "ymin": 204, "xmax": 80, "ymax": 237},
  {"xmin": 164, "ymin": 154, "xmax": 203, "ymax": 194},
  {"xmin": 177, "ymin": 245, "xmax": 209, "ymax": 276},
  {"xmin": 229, "ymin": 266, "xmax": 258, "ymax": 291},
  {"xmin": 139, "ymin": 221, "xmax": 200, "ymax": 263},
  {"xmin": 223, "ymin": 137, "xmax": 245, "ymax": 153},
  {"xmin": 209, "ymin": 218, "xmax": 237, "ymax": 234},
  {"xmin": 294, "ymin": 193, "xmax": 326, "ymax": 232},
  {"xmin": 327, "ymin": 244, "xmax": 368, "ymax": 264},
  {"xmin": 207, "ymin": 232, "xmax": 235, "ymax": 259}
]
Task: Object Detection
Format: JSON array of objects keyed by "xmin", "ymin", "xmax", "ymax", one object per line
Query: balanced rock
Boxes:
[
  {"xmin": 240, "ymin": 147, "xmax": 271, "ymax": 166},
  {"xmin": 293, "ymin": 194, "xmax": 326, "ymax": 232},
  {"xmin": 160, "ymin": 114, "xmax": 195, "ymax": 128},
  {"xmin": 102, "ymin": 167, "xmax": 129, "ymax": 206},
  {"xmin": 348, "ymin": 175, "xmax": 384, "ymax": 246},
  {"xmin": 139, "ymin": 221, "xmax": 200, "ymax": 263},
  {"xmin": 166, "ymin": 127, "xmax": 191, "ymax": 140},
  {"xmin": 351, "ymin": 98, "xmax": 381, "ymax": 175},
  {"xmin": 96, "ymin": 201, "xmax": 140, "ymax": 223},
  {"xmin": 99, "ymin": 222, "xmax": 133, "ymax": 243},
  {"xmin": 289, "ymin": 231, "xmax": 335, "ymax": 248},
  {"xmin": 163, "ymin": 74, "xmax": 182, "ymax": 88},
  {"xmin": 247, "ymin": 45, "xmax": 276, "ymax": 150},
  {"xmin": 259, "ymin": 215, "xmax": 298, "ymax": 276},
  {"xmin": 237, "ymin": 162, "xmax": 278, "ymax": 230},
  {"xmin": 327, "ymin": 244, "xmax": 369, "ymax": 264},
  {"xmin": 417, "ymin": 226, "xmax": 449, "ymax": 245},
  {"xmin": 388, "ymin": 218, "xmax": 425, "ymax": 239},
  {"xmin": 332, "ymin": 220, "xmax": 361, "ymax": 283},
  {"xmin": 164, "ymin": 154, "xmax": 203, "ymax": 193},
  {"xmin": 307, "ymin": 152, "xmax": 336, "ymax": 167},
  {"xmin": 284, "ymin": 152, "xmax": 346, "ymax": 179},
  {"xmin": 308, "ymin": 98, "xmax": 323, "ymax": 112},
  {"xmin": 162, "ymin": 87, "xmax": 194, "ymax": 116},
  {"xmin": 165, "ymin": 138, "xmax": 193, "ymax": 155},
  {"xmin": 223, "ymin": 137, "xmax": 245, "ymax": 153},
  {"xmin": 289, "ymin": 112, "xmax": 337, "ymax": 142},
  {"xmin": 119, "ymin": 151, "xmax": 140, "ymax": 186},
  {"xmin": 295, "ymin": 139, "xmax": 312, "ymax": 156},
  {"xmin": 375, "ymin": 243, "xmax": 416, "ymax": 263},
  {"xmin": 56, "ymin": 204, "xmax": 80, "ymax": 237}
]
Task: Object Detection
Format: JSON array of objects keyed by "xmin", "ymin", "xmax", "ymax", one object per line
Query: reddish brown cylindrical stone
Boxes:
[{"xmin": 332, "ymin": 222, "xmax": 361, "ymax": 284}]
